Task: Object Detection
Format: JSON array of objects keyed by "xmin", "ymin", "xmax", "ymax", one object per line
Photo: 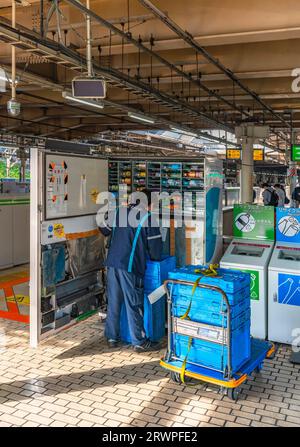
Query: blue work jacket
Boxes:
[{"xmin": 99, "ymin": 205, "xmax": 162, "ymax": 279}]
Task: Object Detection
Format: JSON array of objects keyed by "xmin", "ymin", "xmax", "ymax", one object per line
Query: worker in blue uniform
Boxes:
[{"xmin": 98, "ymin": 188, "xmax": 162, "ymax": 352}]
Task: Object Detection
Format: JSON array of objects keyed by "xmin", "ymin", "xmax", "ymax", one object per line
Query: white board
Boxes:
[{"xmin": 45, "ymin": 154, "xmax": 108, "ymax": 219}]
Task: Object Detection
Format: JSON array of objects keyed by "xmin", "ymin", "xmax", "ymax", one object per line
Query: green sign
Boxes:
[
  {"xmin": 240, "ymin": 269, "xmax": 260, "ymax": 301},
  {"xmin": 233, "ymin": 204, "xmax": 275, "ymax": 241},
  {"xmin": 291, "ymin": 145, "xmax": 300, "ymax": 162}
]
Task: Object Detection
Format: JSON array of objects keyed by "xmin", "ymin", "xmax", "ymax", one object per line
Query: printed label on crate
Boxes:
[
  {"xmin": 173, "ymin": 318, "xmax": 227, "ymax": 344},
  {"xmin": 240, "ymin": 269, "xmax": 259, "ymax": 301},
  {"xmin": 278, "ymin": 273, "xmax": 300, "ymax": 307},
  {"xmin": 233, "ymin": 204, "xmax": 275, "ymax": 241},
  {"xmin": 276, "ymin": 208, "xmax": 300, "ymax": 244}
]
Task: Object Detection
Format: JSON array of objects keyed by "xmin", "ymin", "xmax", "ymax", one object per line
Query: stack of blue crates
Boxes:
[
  {"xmin": 120, "ymin": 255, "xmax": 176, "ymax": 343},
  {"xmin": 168, "ymin": 265, "xmax": 251, "ymax": 374}
]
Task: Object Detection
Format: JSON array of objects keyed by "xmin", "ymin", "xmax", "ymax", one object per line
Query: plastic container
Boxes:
[
  {"xmin": 173, "ymin": 320, "xmax": 251, "ymax": 373},
  {"xmin": 168, "ymin": 265, "xmax": 251, "ymax": 295},
  {"xmin": 120, "ymin": 256, "xmax": 176, "ymax": 344},
  {"xmin": 172, "ymin": 304, "xmax": 250, "ymax": 329},
  {"xmin": 144, "ymin": 255, "xmax": 176, "ymax": 293},
  {"xmin": 169, "ymin": 284, "xmax": 251, "ymax": 321},
  {"xmin": 120, "ymin": 293, "xmax": 166, "ymax": 343}
]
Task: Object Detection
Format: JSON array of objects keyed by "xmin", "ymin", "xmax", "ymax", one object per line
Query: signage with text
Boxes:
[
  {"xmin": 226, "ymin": 149, "xmax": 241, "ymax": 160},
  {"xmin": 291, "ymin": 145, "xmax": 300, "ymax": 162}
]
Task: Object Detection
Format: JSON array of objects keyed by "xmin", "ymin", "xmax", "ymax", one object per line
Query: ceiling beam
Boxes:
[
  {"xmin": 138, "ymin": 0, "xmax": 291, "ymax": 131},
  {"xmin": 63, "ymin": 0, "xmax": 248, "ymax": 125},
  {"xmin": 80, "ymin": 28, "xmax": 300, "ymax": 56}
]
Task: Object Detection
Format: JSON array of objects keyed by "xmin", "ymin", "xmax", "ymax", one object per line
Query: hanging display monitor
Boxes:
[
  {"xmin": 291, "ymin": 144, "xmax": 300, "ymax": 162},
  {"xmin": 226, "ymin": 148, "xmax": 241, "ymax": 160},
  {"xmin": 72, "ymin": 78, "xmax": 106, "ymax": 99}
]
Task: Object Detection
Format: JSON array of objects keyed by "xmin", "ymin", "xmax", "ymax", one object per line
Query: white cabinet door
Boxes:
[
  {"xmin": 13, "ymin": 205, "xmax": 30, "ymax": 265},
  {"xmin": 0, "ymin": 206, "xmax": 13, "ymax": 268}
]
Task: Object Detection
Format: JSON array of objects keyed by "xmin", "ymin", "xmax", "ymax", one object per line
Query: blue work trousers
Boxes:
[{"xmin": 105, "ymin": 267, "xmax": 146, "ymax": 346}]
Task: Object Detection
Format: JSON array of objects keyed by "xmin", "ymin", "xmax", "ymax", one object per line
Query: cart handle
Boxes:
[{"xmin": 164, "ymin": 279, "xmax": 232, "ymax": 378}]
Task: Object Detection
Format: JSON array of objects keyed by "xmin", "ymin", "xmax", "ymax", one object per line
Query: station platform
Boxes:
[{"xmin": 0, "ymin": 315, "xmax": 299, "ymax": 428}]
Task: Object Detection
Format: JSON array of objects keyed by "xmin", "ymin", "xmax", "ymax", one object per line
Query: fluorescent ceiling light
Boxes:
[
  {"xmin": 170, "ymin": 126, "xmax": 198, "ymax": 138},
  {"xmin": 128, "ymin": 111, "xmax": 155, "ymax": 124},
  {"xmin": 62, "ymin": 92, "xmax": 104, "ymax": 109}
]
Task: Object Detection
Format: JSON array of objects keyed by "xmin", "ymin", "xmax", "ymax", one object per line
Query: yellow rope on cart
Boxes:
[
  {"xmin": 179, "ymin": 264, "xmax": 219, "ymax": 320},
  {"xmin": 179, "ymin": 264, "xmax": 220, "ymax": 385}
]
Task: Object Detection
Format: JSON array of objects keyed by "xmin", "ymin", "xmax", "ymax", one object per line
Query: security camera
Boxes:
[{"xmin": 7, "ymin": 99, "xmax": 21, "ymax": 117}]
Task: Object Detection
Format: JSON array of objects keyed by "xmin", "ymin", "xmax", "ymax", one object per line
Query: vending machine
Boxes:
[
  {"xmin": 221, "ymin": 204, "xmax": 275, "ymax": 339},
  {"xmin": 268, "ymin": 208, "xmax": 300, "ymax": 344}
]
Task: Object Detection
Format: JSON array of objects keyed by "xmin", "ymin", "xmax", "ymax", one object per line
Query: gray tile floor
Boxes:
[{"xmin": 0, "ymin": 316, "xmax": 299, "ymax": 427}]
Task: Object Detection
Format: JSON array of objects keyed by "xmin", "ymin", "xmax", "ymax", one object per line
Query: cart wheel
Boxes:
[
  {"xmin": 268, "ymin": 351, "xmax": 276, "ymax": 360},
  {"xmin": 170, "ymin": 372, "xmax": 182, "ymax": 384},
  {"xmin": 227, "ymin": 387, "xmax": 240, "ymax": 401},
  {"xmin": 255, "ymin": 363, "xmax": 262, "ymax": 373},
  {"xmin": 267, "ymin": 343, "xmax": 278, "ymax": 360}
]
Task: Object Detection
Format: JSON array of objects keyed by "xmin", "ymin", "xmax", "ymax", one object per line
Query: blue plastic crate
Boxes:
[
  {"xmin": 170, "ymin": 282, "xmax": 250, "ymax": 310},
  {"xmin": 144, "ymin": 255, "xmax": 176, "ymax": 293},
  {"xmin": 119, "ymin": 257, "xmax": 176, "ymax": 344},
  {"xmin": 173, "ymin": 320, "xmax": 251, "ymax": 373},
  {"xmin": 168, "ymin": 265, "xmax": 251, "ymax": 295},
  {"xmin": 173, "ymin": 304, "xmax": 250, "ymax": 330},
  {"xmin": 120, "ymin": 293, "xmax": 166, "ymax": 343}
]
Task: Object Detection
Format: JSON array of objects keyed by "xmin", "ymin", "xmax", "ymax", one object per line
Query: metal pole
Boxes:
[
  {"xmin": 240, "ymin": 136, "xmax": 254, "ymax": 204},
  {"xmin": 30, "ymin": 147, "xmax": 42, "ymax": 348},
  {"xmin": 86, "ymin": 0, "xmax": 92, "ymax": 77},
  {"xmin": 11, "ymin": 0, "xmax": 16, "ymax": 100}
]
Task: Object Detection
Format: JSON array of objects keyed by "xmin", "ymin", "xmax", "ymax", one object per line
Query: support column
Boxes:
[
  {"xmin": 288, "ymin": 161, "xmax": 298, "ymax": 206},
  {"xmin": 240, "ymin": 137, "xmax": 254, "ymax": 204},
  {"xmin": 235, "ymin": 124, "xmax": 269, "ymax": 205}
]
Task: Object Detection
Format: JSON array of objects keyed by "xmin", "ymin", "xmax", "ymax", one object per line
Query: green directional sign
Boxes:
[
  {"xmin": 291, "ymin": 144, "xmax": 300, "ymax": 162},
  {"xmin": 233, "ymin": 204, "xmax": 275, "ymax": 241}
]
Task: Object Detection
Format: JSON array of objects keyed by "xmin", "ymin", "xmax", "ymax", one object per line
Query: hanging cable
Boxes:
[
  {"xmin": 127, "ymin": 68, "xmax": 130, "ymax": 106},
  {"xmin": 64, "ymin": 29, "xmax": 68, "ymax": 87},
  {"xmin": 98, "ymin": 45, "xmax": 102, "ymax": 66},
  {"xmin": 150, "ymin": 34, "xmax": 154, "ymax": 88},
  {"xmin": 127, "ymin": 0, "xmax": 130, "ymax": 34},
  {"xmin": 181, "ymin": 65, "xmax": 184, "ymax": 99},
  {"xmin": 137, "ymin": 35, "xmax": 141, "ymax": 79},
  {"xmin": 109, "ymin": 29, "xmax": 112, "ymax": 67},
  {"xmin": 121, "ymin": 22, "xmax": 125, "ymax": 73}
]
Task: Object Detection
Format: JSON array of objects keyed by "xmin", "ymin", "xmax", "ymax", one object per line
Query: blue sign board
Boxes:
[
  {"xmin": 278, "ymin": 273, "xmax": 300, "ymax": 306},
  {"xmin": 276, "ymin": 208, "xmax": 300, "ymax": 244}
]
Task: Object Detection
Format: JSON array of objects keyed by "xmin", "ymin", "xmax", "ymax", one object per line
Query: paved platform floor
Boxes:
[{"xmin": 0, "ymin": 316, "xmax": 299, "ymax": 427}]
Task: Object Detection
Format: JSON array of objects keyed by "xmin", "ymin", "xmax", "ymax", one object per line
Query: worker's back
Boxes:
[{"xmin": 103, "ymin": 205, "xmax": 162, "ymax": 279}]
